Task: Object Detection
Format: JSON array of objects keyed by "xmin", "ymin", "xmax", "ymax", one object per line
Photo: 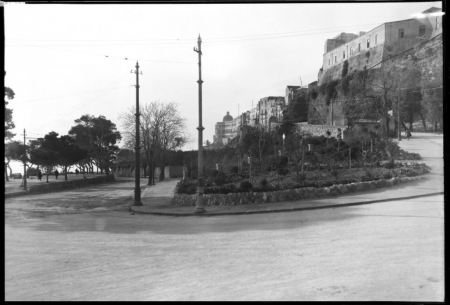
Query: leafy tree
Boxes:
[
  {"xmin": 5, "ymin": 140, "xmax": 26, "ymax": 181},
  {"xmin": 29, "ymin": 132, "xmax": 60, "ymax": 183},
  {"xmin": 69, "ymin": 115, "xmax": 121, "ymax": 181},
  {"xmin": 57, "ymin": 135, "xmax": 88, "ymax": 180},
  {"xmin": 4, "ymin": 86, "xmax": 16, "ymax": 140}
]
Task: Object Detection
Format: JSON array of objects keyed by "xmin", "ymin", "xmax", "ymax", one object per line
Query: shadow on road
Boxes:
[{"xmin": 17, "ymin": 205, "xmax": 364, "ymax": 235}]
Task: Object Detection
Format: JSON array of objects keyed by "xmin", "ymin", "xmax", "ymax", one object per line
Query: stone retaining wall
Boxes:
[
  {"xmin": 172, "ymin": 176, "xmax": 424, "ymax": 206},
  {"xmin": 298, "ymin": 124, "xmax": 345, "ymax": 138},
  {"xmin": 27, "ymin": 175, "xmax": 115, "ymax": 194}
]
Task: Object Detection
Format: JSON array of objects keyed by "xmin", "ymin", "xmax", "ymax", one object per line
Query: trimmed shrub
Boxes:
[
  {"xmin": 190, "ymin": 169, "xmax": 198, "ymax": 179},
  {"xmin": 214, "ymin": 171, "xmax": 228, "ymax": 186},
  {"xmin": 239, "ymin": 181, "xmax": 253, "ymax": 192},
  {"xmin": 277, "ymin": 167, "xmax": 289, "ymax": 176},
  {"xmin": 260, "ymin": 178, "xmax": 268, "ymax": 187}
]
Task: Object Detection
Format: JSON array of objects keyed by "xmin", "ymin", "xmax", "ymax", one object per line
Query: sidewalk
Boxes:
[{"xmin": 132, "ymin": 132, "xmax": 444, "ymax": 216}]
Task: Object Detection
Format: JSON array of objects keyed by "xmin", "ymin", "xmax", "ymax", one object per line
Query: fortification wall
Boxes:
[{"xmin": 320, "ymin": 43, "xmax": 385, "ymax": 85}]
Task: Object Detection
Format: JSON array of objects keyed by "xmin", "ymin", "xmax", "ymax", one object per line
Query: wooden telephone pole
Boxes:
[
  {"xmin": 132, "ymin": 62, "xmax": 143, "ymax": 206},
  {"xmin": 20, "ymin": 129, "xmax": 27, "ymax": 190}
]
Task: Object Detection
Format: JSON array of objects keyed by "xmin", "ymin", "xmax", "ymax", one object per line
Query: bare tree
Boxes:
[
  {"xmin": 119, "ymin": 101, "xmax": 189, "ymax": 184},
  {"xmin": 346, "ymin": 62, "xmax": 401, "ymax": 137}
]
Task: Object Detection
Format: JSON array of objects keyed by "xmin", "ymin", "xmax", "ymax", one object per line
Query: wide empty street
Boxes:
[{"xmin": 5, "ymin": 184, "xmax": 444, "ymax": 301}]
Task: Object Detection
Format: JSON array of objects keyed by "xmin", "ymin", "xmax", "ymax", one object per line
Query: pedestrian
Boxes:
[
  {"xmin": 55, "ymin": 169, "xmax": 59, "ymax": 179},
  {"xmin": 406, "ymin": 129, "xmax": 411, "ymax": 140},
  {"xmin": 75, "ymin": 169, "xmax": 79, "ymax": 175},
  {"xmin": 38, "ymin": 170, "xmax": 42, "ymax": 181}
]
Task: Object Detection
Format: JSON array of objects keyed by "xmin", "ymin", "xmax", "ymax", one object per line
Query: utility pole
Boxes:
[
  {"xmin": 132, "ymin": 62, "xmax": 143, "ymax": 206},
  {"xmin": 398, "ymin": 78, "xmax": 402, "ymax": 141},
  {"xmin": 20, "ymin": 129, "xmax": 27, "ymax": 190},
  {"xmin": 194, "ymin": 35, "xmax": 206, "ymax": 214}
]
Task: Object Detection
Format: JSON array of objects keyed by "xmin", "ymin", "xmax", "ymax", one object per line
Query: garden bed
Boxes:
[
  {"xmin": 172, "ymin": 162, "xmax": 430, "ymax": 206},
  {"xmin": 172, "ymin": 175, "xmax": 426, "ymax": 207}
]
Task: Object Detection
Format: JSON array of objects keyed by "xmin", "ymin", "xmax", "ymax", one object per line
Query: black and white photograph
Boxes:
[{"xmin": 4, "ymin": 1, "xmax": 444, "ymax": 301}]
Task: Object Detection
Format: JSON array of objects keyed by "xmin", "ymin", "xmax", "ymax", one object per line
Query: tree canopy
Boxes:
[
  {"xmin": 4, "ymin": 86, "xmax": 16, "ymax": 140},
  {"xmin": 69, "ymin": 115, "xmax": 121, "ymax": 181}
]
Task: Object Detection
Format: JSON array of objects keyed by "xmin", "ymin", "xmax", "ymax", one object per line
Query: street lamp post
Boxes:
[
  {"xmin": 194, "ymin": 35, "xmax": 206, "ymax": 214},
  {"xmin": 282, "ymin": 133, "xmax": 285, "ymax": 151}
]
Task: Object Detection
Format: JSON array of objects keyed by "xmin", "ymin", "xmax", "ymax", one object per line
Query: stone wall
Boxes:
[
  {"xmin": 112, "ymin": 164, "xmax": 148, "ymax": 178},
  {"xmin": 173, "ymin": 176, "xmax": 424, "ymax": 206},
  {"xmin": 164, "ymin": 166, "xmax": 183, "ymax": 178},
  {"xmin": 297, "ymin": 124, "xmax": 346, "ymax": 138},
  {"xmin": 27, "ymin": 175, "xmax": 115, "ymax": 194},
  {"xmin": 320, "ymin": 44, "xmax": 385, "ymax": 85}
]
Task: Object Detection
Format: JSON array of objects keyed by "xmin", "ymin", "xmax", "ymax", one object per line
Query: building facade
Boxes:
[
  {"xmin": 214, "ymin": 111, "xmax": 248, "ymax": 145},
  {"xmin": 320, "ymin": 7, "xmax": 442, "ymax": 83}
]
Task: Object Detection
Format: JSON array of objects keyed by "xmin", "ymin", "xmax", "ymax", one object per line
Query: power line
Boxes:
[
  {"xmin": 20, "ymin": 85, "xmax": 133, "ymax": 103},
  {"xmin": 6, "ymin": 22, "xmax": 381, "ymax": 44},
  {"xmin": 36, "ymin": 74, "xmax": 133, "ymax": 129},
  {"xmin": 6, "ymin": 42, "xmax": 196, "ymax": 64}
]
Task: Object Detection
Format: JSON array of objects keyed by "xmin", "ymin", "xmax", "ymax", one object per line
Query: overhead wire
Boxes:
[
  {"xmin": 20, "ymin": 85, "xmax": 134, "ymax": 104},
  {"xmin": 6, "ymin": 21, "xmax": 382, "ymax": 44},
  {"xmin": 36, "ymin": 74, "xmax": 134, "ymax": 129}
]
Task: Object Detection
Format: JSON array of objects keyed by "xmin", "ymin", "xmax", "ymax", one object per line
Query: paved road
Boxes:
[
  {"xmin": 4, "ymin": 132, "xmax": 444, "ymax": 301},
  {"xmin": 5, "ymin": 192, "xmax": 444, "ymax": 301}
]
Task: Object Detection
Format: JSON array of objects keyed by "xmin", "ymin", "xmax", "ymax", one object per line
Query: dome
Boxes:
[{"xmin": 223, "ymin": 111, "xmax": 233, "ymax": 122}]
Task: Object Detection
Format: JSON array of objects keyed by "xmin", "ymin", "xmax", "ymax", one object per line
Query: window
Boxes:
[
  {"xmin": 358, "ymin": 43, "xmax": 361, "ymax": 51},
  {"xmin": 343, "ymin": 51, "xmax": 345, "ymax": 59},
  {"xmin": 335, "ymin": 56, "xmax": 337, "ymax": 63},
  {"xmin": 328, "ymin": 58, "xmax": 330, "ymax": 65},
  {"xmin": 350, "ymin": 47, "xmax": 353, "ymax": 55},
  {"xmin": 398, "ymin": 28, "xmax": 404, "ymax": 39},
  {"xmin": 375, "ymin": 34, "xmax": 378, "ymax": 44},
  {"xmin": 419, "ymin": 25, "xmax": 426, "ymax": 37},
  {"xmin": 367, "ymin": 36, "xmax": 370, "ymax": 48}
]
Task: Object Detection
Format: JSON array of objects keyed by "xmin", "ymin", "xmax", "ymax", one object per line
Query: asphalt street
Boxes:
[{"xmin": 4, "ymin": 132, "xmax": 444, "ymax": 301}]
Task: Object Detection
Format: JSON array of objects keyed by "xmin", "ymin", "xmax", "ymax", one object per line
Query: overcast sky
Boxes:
[{"xmin": 5, "ymin": 1, "xmax": 441, "ymax": 173}]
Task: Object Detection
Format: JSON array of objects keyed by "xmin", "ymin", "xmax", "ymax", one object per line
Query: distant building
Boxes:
[
  {"xmin": 256, "ymin": 96, "xmax": 285, "ymax": 127},
  {"xmin": 285, "ymin": 86, "xmax": 301, "ymax": 106},
  {"xmin": 319, "ymin": 7, "xmax": 443, "ymax": 84},
  {"xmin": 213, "ymin": 111, "xmax": 248, "ymax": 145}
]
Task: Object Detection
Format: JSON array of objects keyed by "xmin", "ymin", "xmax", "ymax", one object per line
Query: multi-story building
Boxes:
[
  {"xmin": 214, "ymin": 112, "xmax": 248, "ymax": 145},
  {"xmin": 318, "ymin": 7, "xmax": 442, "ymax": 84},
  {"xmin": 256, "ymin": 96, "xmax": 285, "ymax": 126}
]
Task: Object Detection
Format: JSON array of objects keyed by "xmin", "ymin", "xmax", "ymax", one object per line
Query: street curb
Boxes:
[{"xmin": 130, "ymin": 191, "xmax": 444, "ymax": 217}]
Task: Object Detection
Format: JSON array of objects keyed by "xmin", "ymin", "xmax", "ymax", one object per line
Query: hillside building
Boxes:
[{"xmin": 318, "ymin": 7, "xmax": 442, "ymax": 84}]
